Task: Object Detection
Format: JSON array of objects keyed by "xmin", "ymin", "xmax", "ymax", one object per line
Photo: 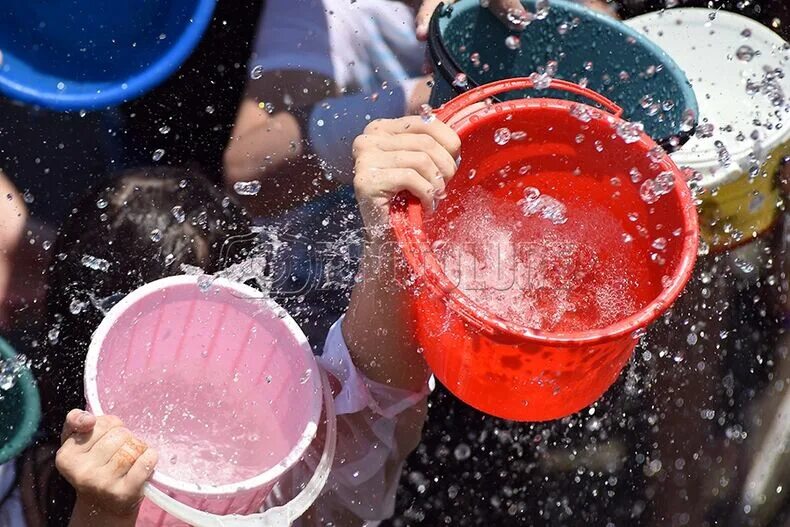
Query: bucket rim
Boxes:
[
  {"xmin": 84, "ymin": 274, "xmax": 323, "ymax": 496},
  {"xmin": 0, "ymin": 337, "xmax": 41, "ymax": 465},
  {"xmin": 391, "ymin": 96, "xmax": 700, "ymax": 346},
  {"xmin": 627, "ymin": 8, "xmax": 790, "ymax": 184},
  {"xmin": 427, "ymin": 0, "xmax": 700, "ymax": 153},
  {"xmin": 0, "ymin": 0, "xmax": 216, "ymax": 111}
]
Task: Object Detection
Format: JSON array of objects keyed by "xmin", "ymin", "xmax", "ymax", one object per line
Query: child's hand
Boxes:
[
  {"xmin": 352, "ymin": 116, "xmax": 461, "ymax": 237},
  {"xmin": 56, "ymin": 410, "xmax": 158, "ymax": 522}
]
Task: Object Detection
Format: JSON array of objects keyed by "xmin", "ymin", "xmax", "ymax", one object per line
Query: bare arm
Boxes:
[
  {"xmin": 342, "ymin": 116, "xmax": 461, "ymax": 392},
  {"xmin": 223, "ymin": 71, "xmax": 340, "ymax": 216}
]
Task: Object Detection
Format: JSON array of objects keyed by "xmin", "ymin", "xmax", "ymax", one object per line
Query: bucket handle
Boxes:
[
  {"xmin": 433, "ymin": 77, "xmax": 624, "ymax": 123},
  {"xmin": 142, "ymin": 368, "xmax": 338, "ymax": 527}
]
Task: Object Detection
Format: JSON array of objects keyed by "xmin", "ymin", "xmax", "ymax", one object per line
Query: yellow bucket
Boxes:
[{"xmin": 628, "ymin": 9, "xmax": 789, "ymax": 254}]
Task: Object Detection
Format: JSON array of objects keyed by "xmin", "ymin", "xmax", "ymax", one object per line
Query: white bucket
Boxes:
[{"xmin": 627, "ymin": 8, "xmax": 789, "ymax": 274}]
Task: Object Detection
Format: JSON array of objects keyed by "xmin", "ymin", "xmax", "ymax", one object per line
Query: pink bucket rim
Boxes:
[{"xmin": 84, "ymin": 275, "xmax": 324, "ymax": 496}]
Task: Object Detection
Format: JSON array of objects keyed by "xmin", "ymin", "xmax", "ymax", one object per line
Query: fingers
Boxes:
[
  {"xmin": 123, "ymin": 448, "xmax": 159, "ymax": 490},
  {"xmin": 364, "ymin": 117, "xmax": 461, "ymax": 159},
  {"xmin": 92, "ymin": 428, "xmax": 143, "ymax": 467},
  {"xmin": 62, "ymin": 414, "xmax": 123, "ymax": 452},
  {"xmin": 490, "ymin": 0, "xmax": 533, "ymax": 30},
  {"xmin": 355, "ymin": 134, "xmax": 457, "ymax": 182},
  {"xmin": 416, "ymin": 0, "xmax": 449, "ymax": 41},
  {"xmin": 380, "ymin": 168, "xmax": 438, "ymax": 212},
  {"xmin": 61, "ymin": 410, "xmax": 98, "ymax": 443}
]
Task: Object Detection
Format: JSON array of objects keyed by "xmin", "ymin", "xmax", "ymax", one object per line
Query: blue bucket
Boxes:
[
  {"xmin": 428, "ymin": 0, "xmax": 699, "ymax": 150},
  {"xmin": 0, "ymin": 0, "xmax": 216, "ymax": 111}
]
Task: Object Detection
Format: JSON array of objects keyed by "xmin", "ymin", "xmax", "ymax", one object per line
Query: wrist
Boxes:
[{"xmin": 71, "ymin": 498, "xmax": 140, "ymax": 527}]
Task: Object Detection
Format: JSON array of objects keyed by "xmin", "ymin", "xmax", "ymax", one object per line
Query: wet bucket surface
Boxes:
[
  {"xmin": 85, "ymin": 276, "xmax": 325, "ymax": 526},
  {"xmin": 0, "ymin": 0, "xmax": 216, "ymax": 110},
  {"xmin": 428, "ymin": 0, "xmax": 699, "ymax": 150},
  {"xmin": 0, "ymin": 337, "xmax": 40, "ymax": 465},
  {"xmin": 627, "ymin": 9, "xmax": 790, "ymax": 253},
  {"xmin": 391, "ymin": 79, "xmax": 699, "ymax": 421}
]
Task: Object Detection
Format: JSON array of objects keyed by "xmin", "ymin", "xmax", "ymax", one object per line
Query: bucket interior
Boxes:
[
  {"xmin": 0, "ymin": 0, "xmax": 197, "ymax": 85},
  {"xmin": 434, "ymin": 0, "xmax": 697, "ymax": 146},
  {"xmin": 426, "ymin": 101, "xmax": 693, "ymax": 334},
  {"xmin": 93, "ymin": 282, "xmax": 319, "ymax": 488}
]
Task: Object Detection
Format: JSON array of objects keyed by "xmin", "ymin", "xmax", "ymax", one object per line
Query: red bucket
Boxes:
[{"xmin": 390, "ymin": 78, "xmax": 699, "ymax": 421}]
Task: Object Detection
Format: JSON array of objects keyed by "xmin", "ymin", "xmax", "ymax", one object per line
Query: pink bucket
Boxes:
[{"xmin": 84, "ymin": 276, "xmax": 337, "ymax": 527}]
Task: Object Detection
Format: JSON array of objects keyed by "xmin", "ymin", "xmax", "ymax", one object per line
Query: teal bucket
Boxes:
[
  {"xmin": 428, "ymin": 0, "xmax": 699, "ymax": 150},
  {"xmin": 0, "ymin": 337, "xmax": 40, "ymax": 465}
]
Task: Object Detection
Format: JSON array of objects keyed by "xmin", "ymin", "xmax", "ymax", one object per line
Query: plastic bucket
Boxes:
[
  {"xmin": 0, "ymin": 0, "xmax": 216, "ymax": 111},
  {"xmin": 427, "ymin": 0, "xmax": 699, "ymax": 151},
  {"xmin": 390, "ymin": 78, "xmax": 699, "ymax": 421},
  {"xmin": 84, "ymin": 276, "xmax": 336, "ymax": 527},
  {"xmin": 0, "ymin": 337, "xmax": 41, "ymax": 465},
  {"xmin": 627, "ymin": 9, "xmax": 789, "ymax": 257}
]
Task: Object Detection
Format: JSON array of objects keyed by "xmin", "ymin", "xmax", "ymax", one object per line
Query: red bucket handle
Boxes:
[{"xmin": 433, "ymin": 77, "xmax": 624, "ymax": 123}]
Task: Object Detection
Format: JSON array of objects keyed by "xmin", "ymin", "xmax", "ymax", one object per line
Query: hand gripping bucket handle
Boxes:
[
  {"xmin": 432, "ymin": 77, "xmax": 624, "ymax": 121},
  {"xmin": 393, "ymin": 78, "xmax": 625, "ymax": 339},
  {"xmin": 142, "ymin": 368, "xmax": 337, "ymax": 527}
]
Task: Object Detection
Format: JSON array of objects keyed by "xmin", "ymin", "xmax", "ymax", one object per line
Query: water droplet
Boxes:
[
  {"xmin": 205, "ymin": 105, "xmax": 215, "ymax": 114},
  {"xmin": 652, "ymin": 237, "xmax": 668, "ymax": 251},
  {"xmin": 150, "ymin": 229, "xmax": 162, "ymax": 242},
  {"xmin": 575, "ymin": 133, "xmax": 585, "ymax": 143},
  {"xmin": 81, "ymin": 255, "xmax": 110, "ymax": 272},
  {"xmin": 420, "ymin": 104, "xmax": 434, "ymax": 122},
  {"xmin": 250, "ymin": 65, "xmax": 264, "ymax": 80},
  {"xmin": 171, "ymin": 205, "xmax": 185, "ymax": 223},
  {"xmin": 96, "ymin": 198, "xmax": 108, "ymax": 209},
  {"xmin": 679, "ymin": 109, "xmax": 696, "ymax": 132},
  {"xmin": 661, "ymin": 99, "xmax": 675, "ymax": 111},
  {"xmin": 454, "ymin": 443, "xmax": 472, "ymax": 461},
  {"xmin": 557, "ymin": 21, "xmax": 569, "ymax": 35},
  {"xmin": 647, "ymin": 146, "xmax": 664, "ymax": 163},
  {"xmin": 299, "ymin": 369, "xmax": 312, "ymax": 384},
  {"xmin": 529, "ymin": 71, "xmax": 552, "ymax": 90},
  {"xmin": 170, "ymin": 455, "xmax": 178, "ymax": 464},
  {"xmin": 629, "ymin": 167, "xmax": 643, "ymax": 183},
  {"xmin": 233, "ymin": 180, "xmax": 262, "ymax": 196},
  {"xmin": 640, "ymin": 95, "xmax": 654, "ymax": 108},
  {"xmin": 469, "ymin": 52, "xmax": 481, "ymax": 67},
  {"xmin": 152, "ymin": 149, "xmax": 165, "ymax": 162},
  {"xmin": 511, "ymin": 131, "xmax": 527, "ymax": 141},
  {"xmin": 735, "ymin": 45, "xmax": 755, "ymax": 62},
  {"xmin": 505, "ymin": 35, "xmax": 521, "ymax": 50},
  {"xmin": 164, "ymin": 254, "xmax": 175, "ymax": 266},
  {"xmin": 583, "ymin": 61, "xmax": 593, "ymax": 71},
  {"xmin": 69, "ymin": 298, "xmax": 86, "ymax": 315},
  {"xmin": 22, "ymin": 190, "xmax": 34, "ymax": 204},
  {"xmin": 741, "ymin": 28, "xmax": 752, "ymax": 37},
  {"xmin": 56, "ymin": 81, "xmax": 65, "ymax": 91},
  {"xmin": 569, "ymin": 104, "xmax": 593, "ymax": 122},
  {"xmin": 159, "ymin": 125, "xmax": 171, "ymax": 135},
  {"xmin": 615, "ymin": 121, "xmax": 644, "ymax": 144},
  {"xmin": 640, "ymin": 179, "xmax": 660, "ymax": 204},
  {"xmin": 494, "ymin": 127, "xmax": 512, "ymax": 145},
  {"xmin": 452, "ymin": 73, "xmax": 469, "ymax": 89}
]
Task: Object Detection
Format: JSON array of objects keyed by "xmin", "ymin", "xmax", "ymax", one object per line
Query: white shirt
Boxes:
[{"xmin": 250, "ymin": 0, "xmax": 425, "ymax": 94}]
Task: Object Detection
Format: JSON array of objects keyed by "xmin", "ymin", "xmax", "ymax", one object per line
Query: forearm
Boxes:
[
  {"xmin": 224, "ymin": 110, "xmax": 337, "ymax": 215},
  {"xmin": 69, "ymin": 500, "xmax": 138, "ymax": 527},
  {"xmin": 342, "ymin": 237, "xmax": 430, "ymax": 392}
]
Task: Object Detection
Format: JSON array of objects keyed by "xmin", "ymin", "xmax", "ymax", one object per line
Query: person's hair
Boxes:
[{"xmin": 27, "ymin": 166, "xmax": 253, "ymax": 525}]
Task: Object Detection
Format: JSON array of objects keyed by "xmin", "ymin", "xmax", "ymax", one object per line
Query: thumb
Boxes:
[{"xmin": 61, "ymin": 409, "xmax": 97, "ymax": 443}]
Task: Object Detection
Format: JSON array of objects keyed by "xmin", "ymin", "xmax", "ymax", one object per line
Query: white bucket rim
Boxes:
[
  {"xmin": 626, "ymin": 8, "xmax": 790, "ymax": 186},
  {"xmin": 84, "ymin": 274, "xmax": 324, "ymax": 496}
]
